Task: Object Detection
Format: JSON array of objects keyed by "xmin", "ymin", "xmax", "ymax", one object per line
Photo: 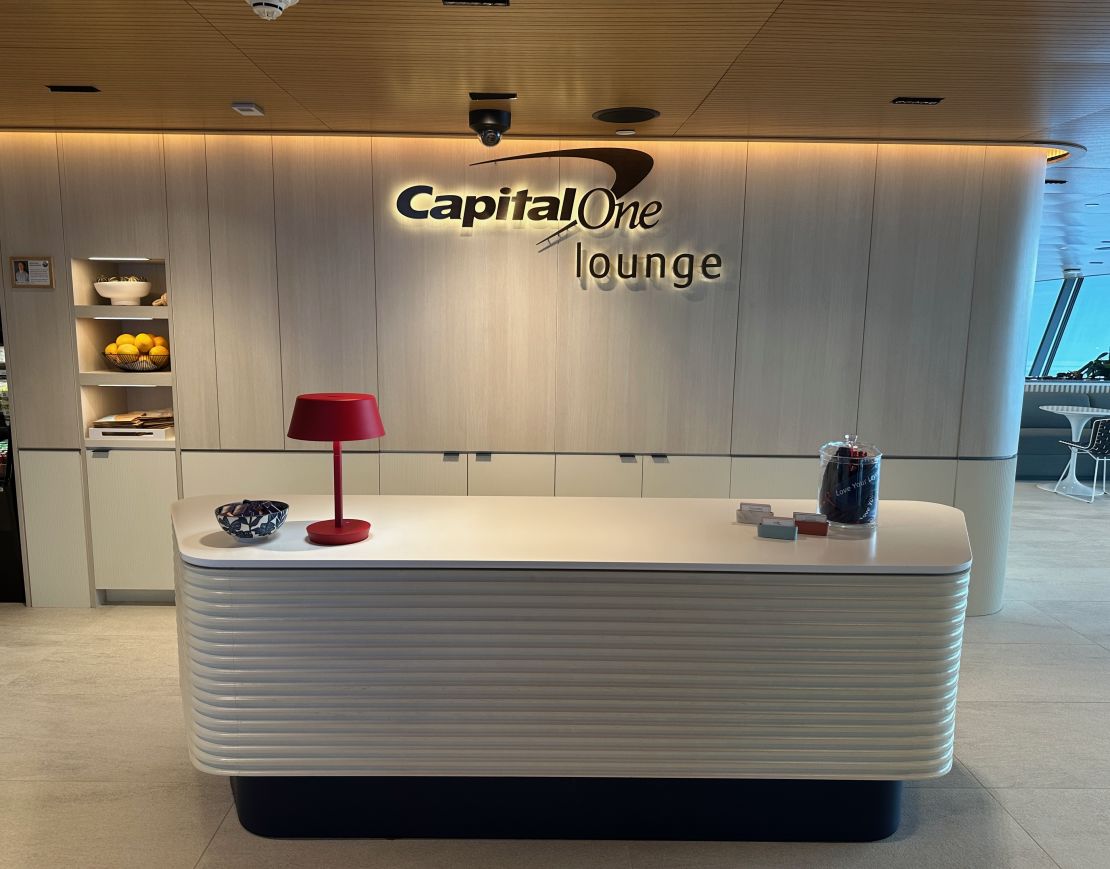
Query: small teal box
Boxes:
[{"xmin": 757, "ymin": 517, "xmax": 798, "ymax": 541}]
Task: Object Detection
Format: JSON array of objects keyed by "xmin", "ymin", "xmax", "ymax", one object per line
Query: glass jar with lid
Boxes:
[{"xmin": 818, "ymin": 435, "xmax": 881, "ymax": 530}]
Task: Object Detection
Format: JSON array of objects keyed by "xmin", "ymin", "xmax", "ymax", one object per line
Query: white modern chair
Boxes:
[{"xmin": 1059, "ymin": 417, "xmax": 1110, "ymax": 503}]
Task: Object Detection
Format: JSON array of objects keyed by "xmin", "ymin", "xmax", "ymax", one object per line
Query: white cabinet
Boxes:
[
  {"xmin": 181, "ymin": 451, "xmax": 379, "ymax": 498},
  {"xmin": 730, "ymin": 457, "xmax": 817, "ymax": 500},
  {"xmin": 86, "ymin": 449, "xmax": 178, "ymax": 590},
  {"xmin": 379, "ymin": 452, "xmax": 466, "ymax": 495},
  {"xmin": 17, "ymin": 450, "xmax": 91, "ymax": 606},
  {"xmin": 642, "ymin": 455, "xmax": 731, "ymax": 498},
  {"xmin": 880, "ymin": 459, "xmax": 957, "ymax": 505},
  {"xmin": 467, "ymin": 453, "xmax": 554, "ymax": 496},
  {"xmin": 555, "ymin": 454, "xmax": 642, "ymax": 497}
]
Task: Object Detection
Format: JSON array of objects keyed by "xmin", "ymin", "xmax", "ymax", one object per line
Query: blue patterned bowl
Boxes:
[{"xmin": 215, "ymin": 500, "xmax": 289, "ymax": 540}]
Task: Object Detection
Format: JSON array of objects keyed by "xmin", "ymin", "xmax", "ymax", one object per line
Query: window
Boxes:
[
  {"xmin": 1025, "ymin": 279, "xmax": 1064, "ymax": 373},
  {"xmin": 1048, "ymin": 274, "xmax": 1110, "ymax": 374}
]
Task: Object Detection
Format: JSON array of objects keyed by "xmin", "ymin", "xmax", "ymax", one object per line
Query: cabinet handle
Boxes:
[
  {"xmin": 618, "ymin": 454, "xmax": 637, "ymax": 463},
  {"xmin": 89, "ymin": 449, "xmax": 110, "ymax": 459},
  {"xmin": 651, "ymin": 454, "xmax": 669, "ymax": 462},
  {"xmin": 475, "ymin": 452, "xmax": 493, "ymax": 462},
  {"xmin": 442, "ymin": 452, "xmax": 461, "ymax": 462}
]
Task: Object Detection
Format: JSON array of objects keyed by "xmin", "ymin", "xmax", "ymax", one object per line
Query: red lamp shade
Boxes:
[
  {"xmin": 287, "ymin": 392, "xmax": 385, "ymax": 442},
  {"xmin": 286, "ymin": 393, "xmax": 385, "ymax": 545}
]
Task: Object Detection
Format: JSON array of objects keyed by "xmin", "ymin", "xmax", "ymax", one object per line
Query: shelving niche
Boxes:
[{"xmin": 71, "ymin": 257, "xmax": 175, "ymax": 449}]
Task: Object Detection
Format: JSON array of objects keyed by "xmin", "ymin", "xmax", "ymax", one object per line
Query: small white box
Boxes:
[{"xmin": 736, "ymin": 502, "xmax": 773, "ymax": 524}]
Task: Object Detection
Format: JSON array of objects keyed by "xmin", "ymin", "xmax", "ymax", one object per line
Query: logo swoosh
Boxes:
[{"xmin": 470, "ymin": 147, "xmax": 654, "ymax": 245}]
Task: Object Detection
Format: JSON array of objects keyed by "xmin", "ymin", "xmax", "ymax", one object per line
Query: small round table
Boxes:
[{"xmin": 1037, "ymin": 405, "xmax": 1110, "ymax": 499}]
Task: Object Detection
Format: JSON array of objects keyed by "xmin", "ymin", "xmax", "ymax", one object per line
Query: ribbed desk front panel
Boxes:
[{"xmin": 176, "ymin": 562, "xmax": 967, "ymax": 780}]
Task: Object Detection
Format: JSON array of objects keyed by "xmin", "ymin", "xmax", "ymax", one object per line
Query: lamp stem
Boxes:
[{"xmin": 332, "ymin": 439, "xmax": 343, "ymax": 528}]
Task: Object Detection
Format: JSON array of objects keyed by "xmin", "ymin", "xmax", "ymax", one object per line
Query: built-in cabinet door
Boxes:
[
  {"xmin": 555, "ymin": 455, "xmax": 643, "ymax": 497},
  {"xmin": 730, "ymin": 457, "xmax": 818, "ymax": 500},
  {"xmin": 880, "ymin": 459, "xmax": 957, "ymax": 505},
  {"xmin": 17, "ymin": 450, "xmax": 91, "ymax": 606},
  {"xmin": 181, "ymin": 451, "xmax": 379, "ymax": 498},
  {"xmin": 642, "ymin": 455, "xmax": 731, "ymax": 498},
  {"xmin": 379, "ymin": 452, "xmax": 466, "ymax": 495},
  {"xmin": 85, "ymin": 449, "xmax": 178, "ymax": 590},
  {"xmin": 467, "ymin": 453, "xmax": 555, "ymax": 496}
]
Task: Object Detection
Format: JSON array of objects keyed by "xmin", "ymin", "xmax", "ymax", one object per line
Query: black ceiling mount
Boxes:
[
  {"xmin": 443, "ymin": 1, "xmax": 509, "ymax": 5},
  {"xmin": 592, "ymin": 107, "xmax": 660, "ymax": 124},
  {"xmin": 47, "ymin": 84, "xmax": 100, "ymax": 93},
  {"xmin": 469, "ymin": 91, "xmax": 517, "ymax": 101},
  {"xmin": 891, "ymin": 96, "xmax": 943, "ymax": 105}
]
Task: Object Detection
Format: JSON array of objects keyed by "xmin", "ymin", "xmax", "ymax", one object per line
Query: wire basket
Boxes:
[{"xmin": 103, "ymin": 351, "xmax": 171, "ymax": 372}]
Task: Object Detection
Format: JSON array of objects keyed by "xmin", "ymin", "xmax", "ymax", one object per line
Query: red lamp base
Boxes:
[{"xmin": 306, "ymin": 518, "xmax": 370, "ymax": 546}]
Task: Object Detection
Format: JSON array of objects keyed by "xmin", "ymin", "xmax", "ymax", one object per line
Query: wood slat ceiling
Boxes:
[{"xmin": 3, "ymin": 0, "xmax": 1110, "ymax": 278}]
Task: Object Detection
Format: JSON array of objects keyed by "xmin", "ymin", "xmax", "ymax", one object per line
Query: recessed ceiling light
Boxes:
[
  {"xmin": 88, "ymin": 256, "xmax": 151, "ymax": 262},
  {"xmin": 1045, "ymin": 178, "xmax": 1067, "ymax": 185},
  {"xmin": 232, "ymin": 102, "xmax": 265, "ymax": 117},
  {"xmin": 47, "ymin": 84, "xmax": 100, "ymax": 93},
  {"xmin": 469, "ymin": 91, "xmax": 517, "ymax": 101},
  {"xmin": 1097, "ymin": 246, "xmax": 1110, "ymax": 251},
  {"xmin": 615, "ymin": 129, "xmax": 636, "ymax": 136},
  {"xmin": 1086, "ymin": 202, "xmax": 1100, "ymax": 207},
  {"xmin": 891, "ymin": 96, "xmax": 943, "ymax": 105},
  {"xmin": 593, "ymin": 107, "xmax": 660, "ymax": 124},
  {"xmin": 1090, "ymin": 261, "xmax": 1104, "ymax": 265}
]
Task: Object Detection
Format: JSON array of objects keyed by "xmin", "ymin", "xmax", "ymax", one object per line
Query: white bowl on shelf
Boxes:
[{"xmin": 93, "ymin": 281, "xmax": 152, "ymax": 306}]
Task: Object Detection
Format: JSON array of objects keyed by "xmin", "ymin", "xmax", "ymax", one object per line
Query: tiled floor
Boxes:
[{"xmin": 0, "ymin": 481, "xmax": 1107, "ymax": 868}]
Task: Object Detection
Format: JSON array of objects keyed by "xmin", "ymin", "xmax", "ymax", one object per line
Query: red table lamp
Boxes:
[{"xmin": 287, "ymin": 393, "xmax": 385, "ymax": 545}]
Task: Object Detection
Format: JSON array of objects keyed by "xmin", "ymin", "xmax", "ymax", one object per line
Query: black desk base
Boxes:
[{"xmin": 231, "ymin": 776, "xmax": 902, "ymax": 842}]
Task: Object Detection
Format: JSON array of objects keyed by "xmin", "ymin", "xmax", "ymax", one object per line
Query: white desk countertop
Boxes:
[{"xmin": 172, "ymin": 495, "xmax": 972, "ymax": 575}]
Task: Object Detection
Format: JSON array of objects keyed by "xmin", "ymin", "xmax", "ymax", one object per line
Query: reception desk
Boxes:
[{"xmin": 172, "ymin": 495, "xmax": 970, "ymax": 841}]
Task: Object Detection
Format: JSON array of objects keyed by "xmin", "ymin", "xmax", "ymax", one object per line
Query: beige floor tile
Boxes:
[
  {"xmin": 1006, "ymin": 579, "xmax": 1110, "ymax": 603},
  {"xmin": 963, "ymin": 601, "xmax": 1092, "ymax": 645},
  {"xmin": 957, "ymin": 643, "xmax": 1110, "ymax": 701},
  {"xmin": 0, "ymin": 687, "xmax": 212, "ymax": 784},
  {"xmin": 1032, "ymin": 601, "xmax": 1110, "ymax": 646},
  {"xmin": 197, "ymin": 812, "xmax": 633, "ymax": 869},
  {"xmin": 626, "ymin": 789, "xmax": 1054, "ymax": 869},
  {"xmin": 4, "ymin": 633, "xmax": 179, "ymax": 694},
  {"xmin": 992, "ymin": 788, "xmax": 1110, "ymax": 869},
  {"xmin": 905, "ymin": 758, "xmax": 981, "ymax": 789},
  {"xmin": 0, "ymin": 780, "xmax": 231, "ymax": 869},
  {"xmin": 956, "ymin": 702, "xmax": 1110, "ymax": 788}
]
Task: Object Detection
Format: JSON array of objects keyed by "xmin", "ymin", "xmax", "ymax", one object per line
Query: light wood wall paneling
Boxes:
[
  {"xmin": 86, "ymin": 449, "xmax": 177, "ymax": 590},
  {"xmin": 181, "ymin": 451, "xmax": 379, "ymax": 498},
  {"xmin": 955, "ymin": 457, "xmax": 1018, "ymax": 616},
  {"xmin": 555, "ymin": 454, "xmax": 643, "ymax": 497},
  {"xmin": 641, "ymin": 455, "xmax": 732, "ymax": 498},
  {"xmin": 164, "ymin": 134, "xmax": 220, "ymax": 450},
  {"xmin": 959, "ymin": 147, "xmax": 1047, "ymax": 458},
  {"xmin": 730, "ymin": 457, "xmax": 818, "ymax": 500},
  {"xmin": 856, "ymin": 145, "xmax": 985, "ymax": 457},
  {"xmin": 58, "ymin": 133, "xmax": 168, "ymax": 259},
  {"xmin": 273, "ymin": 136, "xmax": 378, "ymax": 451},
  {"xmin": 0, "ymin": 133, "xmax": 81, "ymax": 448},
  {"xmin": 17, "ymin": 450, "xmax": 91, "ymax": 606},
  {"xmin": 555, "ymin": 140, "xmax": 746, "ymax": 454},
  {"xmin": 373, "ymin": 138, "xmax": 558, "ymax": 452},
  {"xmin": 733, "ymin": 142, "xmax": 876, "ymax": 455},
  {"xmin": 467, "ymin": 453, "xmax": 555, "ymax": 496},
  {"xmin": 205, "ymin": 135, "xmax": 285, "ymax": 450},
  {"xmin": 379, "ymin": 452, "xmax": 467, "ymax": 495}
]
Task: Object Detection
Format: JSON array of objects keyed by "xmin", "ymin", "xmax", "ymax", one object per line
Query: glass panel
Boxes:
[
  {"xmin": 1049, "ymin": 274, "xmax": 1110, "ymax": 375},
  {"xmin": 1025, "ymin": 279, "xmax": 1064, "ymax": 374}
]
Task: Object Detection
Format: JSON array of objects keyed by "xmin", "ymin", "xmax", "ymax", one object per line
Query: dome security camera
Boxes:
[
  {"xmin": 470, "ymin": 108, "xmax": 511, "ymax": 147},
  {"xmin": 246, "ymin": 0, "xmax": 298, "ymax": 20}
]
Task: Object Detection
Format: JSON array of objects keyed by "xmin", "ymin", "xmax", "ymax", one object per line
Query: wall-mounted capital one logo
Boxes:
[{"xmin": 394, "ymin": 147, "xmax": 726, "ymax": 290}]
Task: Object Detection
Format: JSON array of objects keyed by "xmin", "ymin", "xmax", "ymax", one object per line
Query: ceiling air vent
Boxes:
[
  {"xmin": 891, "ymin": 96, "xmax": 943, "ymax": 106},
  {"xmin": 47, "ymin": 84, "xmax": 100, "ymax": 93},
  {"xmin": 1045, "ymin": 178, "xmax": 1068, "ymax": 185},
  {"xmin": 444, "ymin": 1, "xmax": 509, "ymax": 6},
  {"xmin": 593, "ymin": 107, "xmax": 661, "ymax": 124}
]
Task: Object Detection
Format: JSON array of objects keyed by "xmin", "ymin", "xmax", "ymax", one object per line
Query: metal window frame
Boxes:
[{"xmin": 1029, "ymin": 274, "xmax": 1084, "ymax": 378}]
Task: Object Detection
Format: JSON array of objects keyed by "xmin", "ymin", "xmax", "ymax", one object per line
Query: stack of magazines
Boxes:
[{"xmin": 88, "ymin": 408, "xmax": 174, "ymax": 441}]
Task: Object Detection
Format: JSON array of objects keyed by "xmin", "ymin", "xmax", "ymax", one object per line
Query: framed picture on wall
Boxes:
[{"xmin": 9, "ymin": 256, "xmax": 53, "ymax": 288}]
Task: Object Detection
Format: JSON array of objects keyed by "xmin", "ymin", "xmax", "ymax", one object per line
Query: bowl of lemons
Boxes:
[{"xmin": 104, "ymin": 332, "xmax": 170, "ymax": 372}]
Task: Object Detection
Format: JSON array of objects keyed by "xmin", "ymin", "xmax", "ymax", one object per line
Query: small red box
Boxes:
[{"xmin": 793, "ymin": 512, "xmax": 829, "ymax": 536}]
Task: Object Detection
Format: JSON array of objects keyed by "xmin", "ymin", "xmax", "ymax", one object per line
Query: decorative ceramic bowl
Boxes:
[
  {"xmin": 103, "ymin": 350, "xmax": 170, "ymax": 372},
  {"xmin": 93, "ymin": 280, "xmax": 152, "ymax": 306},
  {"xmin": 215, "ymin": 500, "xmax": 289, "ymax": 540}
]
